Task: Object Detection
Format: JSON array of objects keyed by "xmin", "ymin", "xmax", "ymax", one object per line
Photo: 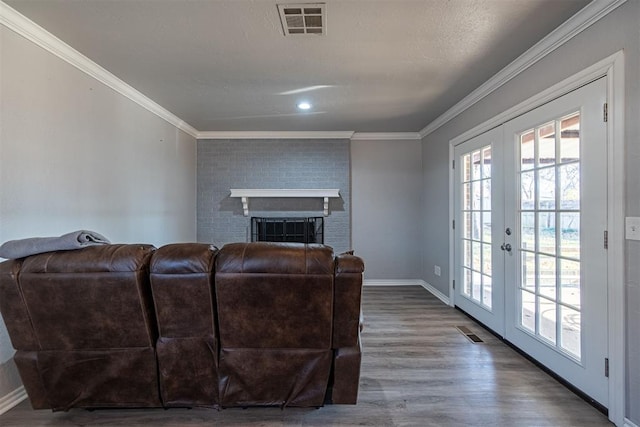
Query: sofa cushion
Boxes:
[
  {"xmin": 36, "ymin": 348, "xmax": 161, "ymax": 410},
  {"xmin": 215, "ymin": 242, "xmax": 334, "ymax": 349},
  {"xmin": 150, "ymin": 243, "xmax": 218, "ymax": 338},
  {"xmin": 218, "ymin": 348, "xmax": 332, "ymax": 408},
  {"xmin": 156, "ymin": 336, "xmax": 218, "ymax": 407},
  {"xmin": 216, "ymin": 242, "xmax": 333, "ymax": 275},
  {"xmin": 18, "ymin": 244, "xmax": 157, "ymax": 350},
  {"xmin": 150, "ymin": 243, "xmax": 220, "ymax": 407}
]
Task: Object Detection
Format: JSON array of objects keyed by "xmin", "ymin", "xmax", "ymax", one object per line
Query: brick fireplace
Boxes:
[{"xmin": 196, "ymin": 139, "xmax": 351, "ymax": 253}]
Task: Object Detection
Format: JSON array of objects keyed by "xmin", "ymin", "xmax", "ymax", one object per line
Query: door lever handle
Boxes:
[{"xmin": 500, "ymin": 243, "xmax": 512, "ymax": 252}]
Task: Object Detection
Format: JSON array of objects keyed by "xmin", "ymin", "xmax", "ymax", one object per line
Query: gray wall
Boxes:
[
  {"xmin": 351, "ymin": 139, "xmax": 423, "ymax": 280},
  {"xmin": 197, "ymin": 139, "xmax": 351, "ymax": 253},
  {"xmin": 422, "ymin": 135, "xmax": 451, "ymax": 292},
  {"xmin": 420, "ymin": 1, "xmax": 639, "ymax": 423},
  {"xmin": 0, "ymin": 25, "xmax": 197, "ymax": 402}
]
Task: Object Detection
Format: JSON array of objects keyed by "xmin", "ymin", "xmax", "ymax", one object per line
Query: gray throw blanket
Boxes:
[{"xmin": 0, "ymin": 230, "xmax": 111, "ymax": 259}]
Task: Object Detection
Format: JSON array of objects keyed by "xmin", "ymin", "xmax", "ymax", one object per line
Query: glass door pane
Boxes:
[
  {"xmin": 461, "ymin": 145, "xmax": 493, "ymax": 309},
  {"xmin": 517, "ymin": 111, "xmax": 582, "ymax": 360}
]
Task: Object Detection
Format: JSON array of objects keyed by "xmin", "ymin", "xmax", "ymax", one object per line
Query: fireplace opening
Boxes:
[{"xmin": 251, "ymin": 217, "xmax": 324, "ymax": 244}]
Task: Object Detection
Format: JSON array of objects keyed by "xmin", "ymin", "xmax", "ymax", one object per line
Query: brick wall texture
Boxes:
[{"xmin": 197, "ymin": 139, "xmax": 351, "ymax": 253}]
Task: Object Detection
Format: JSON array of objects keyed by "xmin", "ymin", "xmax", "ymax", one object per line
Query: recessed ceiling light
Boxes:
[{"xmin": 297, "ymin": 102, "xmax": 312, "ymax": 110}]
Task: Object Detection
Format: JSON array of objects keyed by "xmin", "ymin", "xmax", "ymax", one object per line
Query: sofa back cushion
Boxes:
[
  {"xmin": 17, "ymin": 244, "xmax": 157, "ymax": 350},
  {"xmin": 150, "ymin": 243, "xmax": 218, "ymax": 338},
  {"xmin": 150, "ymin": 243, "xmax": 220, "ymax": 407},
  {"xmin": 215, "ymin": 242, "xmax": 334, "ymax": 349}
]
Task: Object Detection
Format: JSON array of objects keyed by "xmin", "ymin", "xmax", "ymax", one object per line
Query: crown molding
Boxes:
[
  {"xmin": 419, "ymin": 0, "xmax": 628, "ymax": 138},
  {"xmin": 2, "ymin": 0, "xmax": 626, "ymax": 141},
  {"xmin": 197, "ymin": 131, "xmax": 354, "ymax": 140},
  {"xmin": 351, "ymin": 132, "xmax": 421, "ymax": 141},
  {"xmin": 0, "ymin": 1, "xmax": 199, "ymax": 138},
  {"xmin": 198, "ymin": 131, "xmax": 421, "ymax": 140}
]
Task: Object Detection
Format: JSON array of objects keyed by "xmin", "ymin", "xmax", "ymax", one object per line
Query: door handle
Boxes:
[{"xmin": 500, "ymin": 243, "xmax": 512, "ymax": 252}]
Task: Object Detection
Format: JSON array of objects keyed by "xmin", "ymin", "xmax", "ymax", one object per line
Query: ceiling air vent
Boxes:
[{"xmin": 277, "ymin": 3, "xmax": 325, "ymax": 36}]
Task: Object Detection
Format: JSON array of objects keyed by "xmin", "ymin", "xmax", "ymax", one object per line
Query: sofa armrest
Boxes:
[
  {"xmin": 333, "ymin": 253, "xmax": 364, "ymax": 348},
  {"xmin": 330, "ymin": 338, "xmax": 362, "ymax": 404},
  {"xmin": 0, "ymin": 259, "xmax": 39, "ymax": 350}
]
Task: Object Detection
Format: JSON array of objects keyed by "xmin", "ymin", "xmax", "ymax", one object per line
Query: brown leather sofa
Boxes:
[{"xmin": 0, "ymin": 242, "xmax": 364, "ymax": 411}]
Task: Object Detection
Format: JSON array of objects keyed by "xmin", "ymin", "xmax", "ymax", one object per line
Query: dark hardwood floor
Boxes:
[{"xmin": 0, "ymin": 286, "xmax": 612, "ymax": 426}]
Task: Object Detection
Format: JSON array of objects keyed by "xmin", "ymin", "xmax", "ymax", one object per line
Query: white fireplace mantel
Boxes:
[{"xmin": 229, "ymin": 189, "xmax": 340, "ymax": 216}]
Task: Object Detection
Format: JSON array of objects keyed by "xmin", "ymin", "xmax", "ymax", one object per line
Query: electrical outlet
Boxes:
[
  {"xmin": 626, "ymin": 217, "xmax": 640, "ymax": 240},
  {"xmin": 434, "ymin": 265, "xmax": 441, "ymax": 276}
]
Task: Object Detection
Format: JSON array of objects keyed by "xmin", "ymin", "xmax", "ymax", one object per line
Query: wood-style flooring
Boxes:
[{"xmin": 0, "ymin": 286, "xmax": 612, "ymax": 426}]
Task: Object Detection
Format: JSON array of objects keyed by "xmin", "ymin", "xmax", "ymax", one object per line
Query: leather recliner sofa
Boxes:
[{"xmin": 0, "ymin": 242, "xmax": 364, "ymax": 411}]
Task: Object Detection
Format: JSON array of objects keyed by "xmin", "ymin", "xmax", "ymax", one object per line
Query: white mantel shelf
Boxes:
[{"xmin": 229, "ymin": 189, "xmax": 340, "ymax": 216}]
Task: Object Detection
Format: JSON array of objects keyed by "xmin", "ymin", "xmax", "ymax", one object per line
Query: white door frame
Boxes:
[{"xmin": 447, "ymin": 51, "xmax": 625, "ymax": 425}]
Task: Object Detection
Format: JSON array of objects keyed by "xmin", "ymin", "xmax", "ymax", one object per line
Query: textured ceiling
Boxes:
[{"xmin": 4, "ymin": 0, "xmax": 590, "ymax": 133}]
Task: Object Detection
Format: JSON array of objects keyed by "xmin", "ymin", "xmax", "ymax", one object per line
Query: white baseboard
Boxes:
[
  {"xmin": 0, "ymin": 386, "xmax": 26, "ymax": 415},
  {"xmin": 363, "ymin": 279, "xmax": 450, "ymax": 306},
  {"xmin": 418, "ymin": 280, "xmax": 451, "ymax": 306},
  {"xmin": 363, "ymin": 279, "xmax": 424, "ymax": 287},
  {"xmin": 625, "ymin": 418, "xmax": 639, "ymax": 427}
]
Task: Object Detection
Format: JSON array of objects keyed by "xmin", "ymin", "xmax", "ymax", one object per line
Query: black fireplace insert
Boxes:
[{"xmin": 251, "ymin": 217, "xmax": 324, "ymax": 244}]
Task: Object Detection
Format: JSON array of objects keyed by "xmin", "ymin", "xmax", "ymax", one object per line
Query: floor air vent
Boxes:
[
  {"xmin": 277, "ymin": 3, "xmax": 325, "ymax": 35},
  {"xmin": 456, "ymin": 326, "xmax": 484, "ymax": 343}
]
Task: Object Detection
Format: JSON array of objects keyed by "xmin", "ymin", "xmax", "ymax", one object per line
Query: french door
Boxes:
[
  {"xmin": 453, "ymin": 126, "xmax": 505, "ymax": 336},
  {"xmin": 453, "ymin": 77, "xmax": 609, "ymax": 406}
]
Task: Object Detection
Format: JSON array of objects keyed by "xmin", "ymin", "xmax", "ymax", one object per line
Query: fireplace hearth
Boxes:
[{"xmin": 251, "ymin": 217, "xmax": 324, "ymax": 244}]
